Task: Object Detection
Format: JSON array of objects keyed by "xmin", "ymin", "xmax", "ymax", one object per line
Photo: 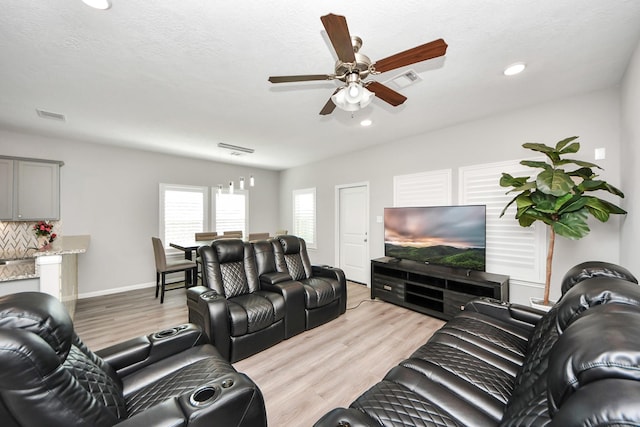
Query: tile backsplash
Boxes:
[{"xmin": 0, "ymin": 221, "xmax": 62, "ymax": 258}]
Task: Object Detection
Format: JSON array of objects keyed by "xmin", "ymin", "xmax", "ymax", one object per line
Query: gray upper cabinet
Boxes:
[{"xmin": 0, "ymin": 156, "xmax": 63, "ymax": 221}]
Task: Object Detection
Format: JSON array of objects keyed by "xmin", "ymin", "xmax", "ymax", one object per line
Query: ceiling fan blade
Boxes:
[
  {"xmin": 320, "ymin": 13, "xmax": 356, "ymax": 64},
  {"xmin": 319, "ymin": 88, "xmax": 340, "ymax": 115},
  {"xmin": 268, "ymin": 74, "xmax": 333, "ymax": 83},
  {"xmin": 366, "ymin": 81, "xmax": 407, "ymax": 106},
  {"xmin": 373, "ymin": 39, "xmax": 448, "ymax": 74}
]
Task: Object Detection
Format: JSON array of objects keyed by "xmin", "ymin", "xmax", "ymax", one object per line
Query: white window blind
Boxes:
[
  {"xmin": 159, "ymin": 184, "xmax": 208, "ymax": 252},
  {"xmin": 293, "ymin": 188, "xmax": 316, "ymax": 248},
  {"xmin": 393, "ymin": 169, "xmax": 452, "ymax": 207},
  {"xmin": 215, "ymin": 190, "xmax": 248, "ymax": 238},
  {"xmin": 459, "ymin": 160, "xmax": 546, "ymax": 283}
]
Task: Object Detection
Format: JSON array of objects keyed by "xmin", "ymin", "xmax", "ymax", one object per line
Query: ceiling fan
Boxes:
[{"xmin": 268, "ymin": 13, "xmax": 448, "ymax": 115}]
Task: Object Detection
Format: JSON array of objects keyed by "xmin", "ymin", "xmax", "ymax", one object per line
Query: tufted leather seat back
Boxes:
[
  {"xmin": 273, "ymin": 235, "xmax": 313, "ymax": 281},
  {"xmin": 199, "ymin": 239, "xmax": 260, "ymax": 298},
  {"xmin": 0, "ymin": 292, "xmax": 127, "ymax": 427}
]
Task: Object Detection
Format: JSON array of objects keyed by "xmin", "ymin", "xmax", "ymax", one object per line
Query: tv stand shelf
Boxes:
[{"xmin": 371, "ymin": 257, "xmax": 509, "ymax": 320}]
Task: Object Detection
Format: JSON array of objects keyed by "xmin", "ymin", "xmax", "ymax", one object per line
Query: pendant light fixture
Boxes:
[{"xmin": 217, "ymin": 175, "xmax": 255, "ymax": 194}]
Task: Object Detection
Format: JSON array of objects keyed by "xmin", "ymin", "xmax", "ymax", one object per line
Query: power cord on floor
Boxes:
[{"xmin": 346, "ymin": 298, "xmax": 386, "ymax": 310}]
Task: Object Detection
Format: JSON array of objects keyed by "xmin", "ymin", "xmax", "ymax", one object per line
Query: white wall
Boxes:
[
  {"xmin": 0, "ymin": 131, "xmax": 280, "ymax": 297},
  {"xmin": 620, "ymin": 38, "xmax": 640, "ymax": 268},
  {"xmin": 280, "ymin": 88, "xmax": 627, "ymax": 304}
]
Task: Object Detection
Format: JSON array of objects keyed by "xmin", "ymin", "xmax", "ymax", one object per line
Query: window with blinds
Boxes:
[
  {"xmin": 459, "ymin": 159, "xmax": 546, "ymax": 283},
  {"xmin": 215, "ymin": 190, "xmax": 247, "ymax": 238},
  {"xmin": 159, "ymin": 184, "xmax": 208, "ymax": 252},
  {"xmin": 293, "ymin": 188, "xmax": 316, "ymax": 249},
  {"xmin": 393, "ymin": 169, "xmax": 452, "ymax": 207}
]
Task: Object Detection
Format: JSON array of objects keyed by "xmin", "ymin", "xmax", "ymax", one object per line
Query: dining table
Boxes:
[{"xmin": 169, "ymin": 240, "xmax": 211, "ymax": 286}]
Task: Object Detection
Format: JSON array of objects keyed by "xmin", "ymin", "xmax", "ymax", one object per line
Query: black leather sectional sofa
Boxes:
[{"xmin": 315, "ymin": 261, "xmax": 640, "ymax": 427}]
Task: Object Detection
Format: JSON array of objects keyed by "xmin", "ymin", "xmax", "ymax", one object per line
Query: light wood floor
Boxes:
[{"xmin": 74, "ymin": 283, "xmax": 445, "ymax": 426}]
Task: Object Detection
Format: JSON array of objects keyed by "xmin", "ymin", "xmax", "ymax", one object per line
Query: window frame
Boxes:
[
  {"xmin": 159, "ymin": 183, "xmax": 209, "ymax": 254},
  {"xmin": 292, "ymin": 187, "xmax": 317, "ymax": 249},
  {"xmin": 213, "ymin": 188, "xmax": 249, "ymax": 239}
]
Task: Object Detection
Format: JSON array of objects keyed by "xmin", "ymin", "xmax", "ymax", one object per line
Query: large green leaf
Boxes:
[
  {"xmin": 558, "ymin": 142, "xmax": 580, "ymax": 155},
  {"xmin": 520, "ymin": 160, "xmax": 552, "ymax": 170},
  {"xmin": 584, "ymin": 197, "xmax": 627, "ymax": 221},
  {"xmin": 500, "ymin": 173, "xmax": 531, "ymax": 189},
  {"xmin": 530, "ymin": 191, "xmax": 558, "ymax": 213},
  {"xmin": 556, "ymin": 158, "xmax": 602, "ymax": 169},
  {"xmin": 553, "ymin": 210, "xmax": 590, "ymax": 240},
  {"xmin": 557, "ymin": 195, "xmax": 587, "ymax": 214},
  {"xmin": 568, "ymin": 167, "xmax": 596, "ymax": 180},
  {"xmin": 500, "ymin": 191, "xmax": 531, "ymax": 217},
  {"xmin": 523, "ymin": 142, "xmax": 560, "ymax": 163},
  {"xmin": 555, "ymin": 136, "xmax": 579, "ymax": 152},
  {"xmin": 536, "ymin": 169, "xmax": 574, "ymax": 196}
]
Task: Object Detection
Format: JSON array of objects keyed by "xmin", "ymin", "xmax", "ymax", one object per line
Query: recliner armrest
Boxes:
[
  {"xmin": 114, "ymin": 372, "xmax": 267, "ymax": 427},
  {"xmin": 97, "ymin": 323, "xmax": 207, "ymax": 377},
  {"xmin": 260, "ymin": 271, "xmax": 293, "ymax": 285},
  {"xmin": 312, "ymin": 265, "xmax": 347, "ymax": 314},
  {"xmin": 464, "ymin": 297, "xmax": 542, "ymax": 332},
  {"xmin": 312, "ymin": 265, "xmax": 346, "ymax": 283},
  {"xmin": 194, "ymin": 290, "xmax": 233, "ymax": 361},
  {"xmin": 260, "ymin": 278, "xmax": 305, "ymax": 338}
]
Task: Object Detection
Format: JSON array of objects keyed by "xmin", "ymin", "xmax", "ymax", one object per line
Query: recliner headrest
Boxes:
[
  {"xmin": 560, "ymin": 261, "xmax": 637, "ymax": 295},
  {"xmin": 548, "ymin": 303, "xmax": 640, "ymax": 415},
  {"xmin": 0, "ymin": 292, "xmax": 73, "ymax": 360},
  {"xmin": 555, "ymin": 276, "xmax": 640, "ymax": 333},
  {"xmin": 277, "ymin": 235, "xmax": 301, "ymax": 255},
  {"xmin": 212, "ymin": 239, "xmax": 246, "ymax": 263}
]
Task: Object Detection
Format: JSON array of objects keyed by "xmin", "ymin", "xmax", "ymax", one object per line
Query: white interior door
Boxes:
[{"xmin": 337, "ymin": 184, "xmax": 369, "ymax": 284}]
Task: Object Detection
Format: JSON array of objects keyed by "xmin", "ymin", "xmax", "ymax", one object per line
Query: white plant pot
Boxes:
[{"xmin": 530, "ymin": 297, "xmax": 554, "ymax": 312}]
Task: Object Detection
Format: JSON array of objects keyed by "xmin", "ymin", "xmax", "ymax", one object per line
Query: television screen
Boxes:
[{"xmin": 384, "ymin": 205, "xmax": 486, "ymax": 271}]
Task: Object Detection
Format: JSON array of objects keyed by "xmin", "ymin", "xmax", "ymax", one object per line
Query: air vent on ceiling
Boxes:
[
  {"xmin": 36, "ymin": 109, "xmax": 66, "ymax": 122},
  {"xmin": 217, "ymin": 142, "xmax": 254, "ymax": 154},
  {"xmin": 384, "ymin": 69, "xmax": 422, "ymax": 91}
]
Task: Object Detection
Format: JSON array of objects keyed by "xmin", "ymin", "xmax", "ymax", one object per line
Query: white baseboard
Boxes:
[{"xmin": 78, "ymin": 281, "xmax": 156, "ymax": 300}]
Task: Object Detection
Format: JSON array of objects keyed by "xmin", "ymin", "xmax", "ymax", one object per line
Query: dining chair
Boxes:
[
  {"xmin": 223, "ymin": 230, "xmax": 243, "ymax": 239},
  {"xmin": 151, "ymin": 237, "xmax": 198, "ymax": 303},
  {"xmin": 248, "ymin": 232, "xmax": 270, "ymax": 241},
  {"xmin": 195, "ymin": 232, "xmax": 218, "ymax": 241}
]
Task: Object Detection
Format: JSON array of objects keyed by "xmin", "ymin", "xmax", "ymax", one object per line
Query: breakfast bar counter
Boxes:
[{"xmin": 0, "ymin": 235, "xmax": 90, "ymax": 318}]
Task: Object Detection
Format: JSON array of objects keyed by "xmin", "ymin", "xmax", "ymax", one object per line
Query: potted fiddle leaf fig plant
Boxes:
[{"xmin": 499, "ymin": 136, "xmax": 626, "ymax": 307}]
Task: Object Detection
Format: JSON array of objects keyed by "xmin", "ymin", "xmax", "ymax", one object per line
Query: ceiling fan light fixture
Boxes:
[{"xmin": 331, "ymin": 83, "xmax": 374, "ymax": 112}]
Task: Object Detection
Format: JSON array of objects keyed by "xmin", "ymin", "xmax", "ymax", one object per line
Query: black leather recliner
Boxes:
[
  {"xmin": 272, "ymin": 235, "xmax": 347, "ymax": 330},
  {"xmin": 0, "ymin": 292, "xmax": 266, "ymax": 427},
  {"xmin": 187, "ymin": 239, "xmax": 288, "ymax": 362}
]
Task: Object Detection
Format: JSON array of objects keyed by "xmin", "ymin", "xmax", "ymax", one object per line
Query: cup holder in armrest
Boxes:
[
  {"xmin": 152, "ymin": 324, "xmax": 190, "ymax": 340},
  {"xmin": 201, "ymin": 291, "xmax": 223, "ymax": 301},
  {"xmin": 189, "ymin": 385, "xmax": 220, "ymax": 407}
]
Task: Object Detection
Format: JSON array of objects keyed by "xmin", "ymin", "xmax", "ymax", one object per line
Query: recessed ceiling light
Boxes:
[
  {"xmin": 504, "ymin": 63, "xmax": 526, "ymax": 76},
  {"xmin": 82, "ymin": 0, "xmax": 111, "ymax": 10},
  {"xmin": 360, "ymin": 119, "xmax": 372, "ymax": 127}
]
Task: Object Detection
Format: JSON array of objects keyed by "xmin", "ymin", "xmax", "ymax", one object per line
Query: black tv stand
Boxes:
[{"xmin": 371, "ymin": 257, "xmax": 509, "ymax": 320}]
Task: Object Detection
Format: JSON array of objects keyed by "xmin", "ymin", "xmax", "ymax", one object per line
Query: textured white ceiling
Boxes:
[{"xmin": 1, "ymin": 1, "xmax": 640, "ymax": 170}]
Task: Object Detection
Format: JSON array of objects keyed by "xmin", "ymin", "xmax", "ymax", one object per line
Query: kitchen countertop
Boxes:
[{"xmin": 0, "ymin": 235, "xmax": 90, "ymax": 282}]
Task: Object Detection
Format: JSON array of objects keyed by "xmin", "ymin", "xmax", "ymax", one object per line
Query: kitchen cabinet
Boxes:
[{"xmin": 0, "ymin": 156, "xmax": 63, "ymax": 221}]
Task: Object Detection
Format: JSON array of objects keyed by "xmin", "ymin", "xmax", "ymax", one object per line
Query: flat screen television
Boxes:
[{"xmin": 384, "ymin": 205, "xmax": 486, "ymax": 271}]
